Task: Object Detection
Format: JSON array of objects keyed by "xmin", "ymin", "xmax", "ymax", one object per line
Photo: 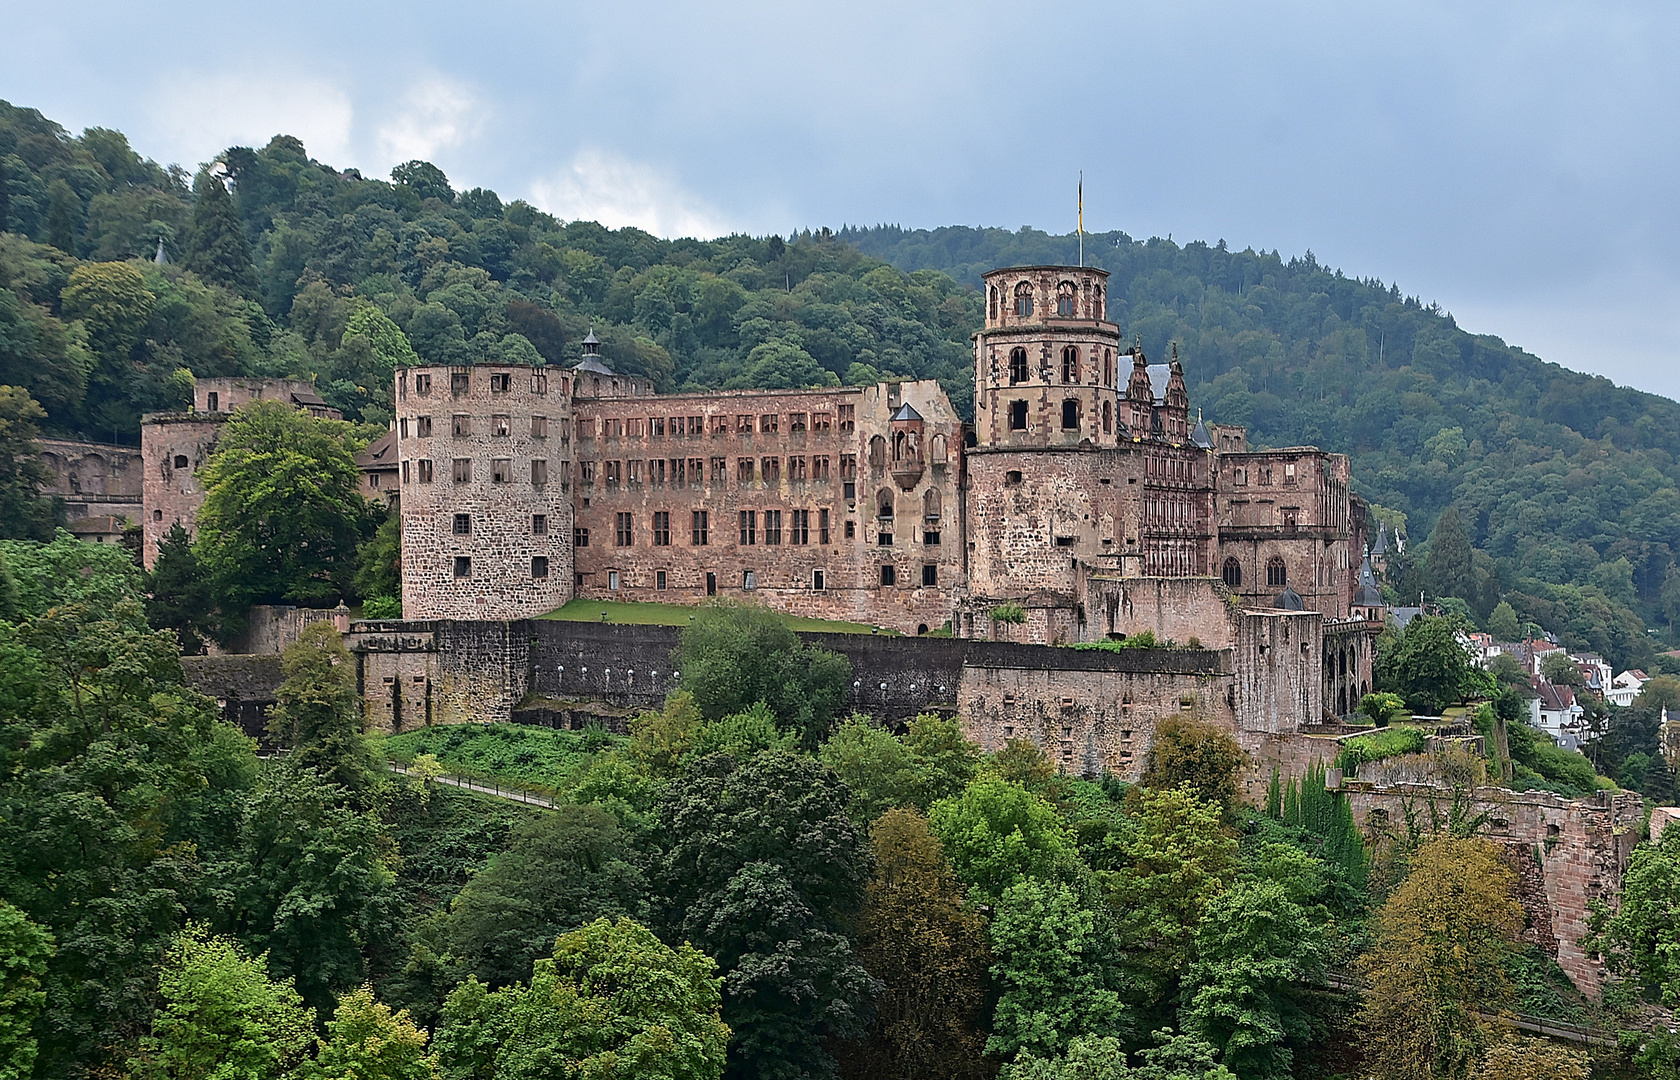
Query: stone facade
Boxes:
[
  {"xmin": 571, "ymin": 380, "xmax": 963, "ymax": 633},
  {"xmin": 394, "ymin": 364, "xmax": 577, "ymax": 620},
  {"xmin": 36, "ymin": 438, "xmax": 144, "ymax": 523}
]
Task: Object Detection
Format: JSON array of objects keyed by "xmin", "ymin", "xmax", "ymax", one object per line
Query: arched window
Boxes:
[
  {"xmin": 1009, "ymin": 347, "xmax": 1028, "ymax": 385},
  {"xmin": 1093, "ymin": 284, "xmax": 1104, "ymax": 320},
  {"xmin": 929, "ymin": 433, "xmax": 947, "ymax": 462},
  {"xmin": 877, "ymin": 489, "xmax": 895, "ymax": 518},
  {"xmin": 1013, "ymin": 281, "xmax": 1033, "ymax": 317},
  {"xmin": 1062, "ymin": 399, "xmax": 1080, "ymax": 430},
  {"xmin": 1061, "ymin": 346, "xmax": 1080, "ymax": 383},
  {"xmin": 1339, "ymin": 650, "xmax": 1348, "ymax": 677},
  {"xmin": 1057, "ymin": 281, "xmax": 1077, "ymax": 317},
  {"xmin": 869, "ymin": 435, "xmax": 887, "ymax": 469},
  {"xmin": 1102, "ymin": 400, "xmax": 1112, "ymax": 434},
  {"xmin": 988, "ymin": 286, "xmax": 997, "ymax": 321},
  {"xmin": 924, "ymin": 488, "xmax": 942, "ymax": 520},
  {"xmin": 1222, "ymin": 558, "xmax": 1242, "ymax": 588},
  {"xmin": 1103, "ymin": 350, "xmax": 1113, "ymax": 386},
  {"xmin": 1266, "ymin": 557, "xmax": 1287, "ymax": 588}
]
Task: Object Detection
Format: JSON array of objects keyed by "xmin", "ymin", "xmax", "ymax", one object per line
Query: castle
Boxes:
[{"xmin": 384, "ymin": 263, "xmax": 1379, "ymax": 721}]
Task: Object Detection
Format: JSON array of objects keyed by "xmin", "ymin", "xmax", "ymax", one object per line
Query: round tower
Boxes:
[{"xmin": 973, "ymin": 266, "xmax": 1122, "ymax": 448}]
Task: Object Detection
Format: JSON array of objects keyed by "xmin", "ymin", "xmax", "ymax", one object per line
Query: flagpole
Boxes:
[{"xmin": 1077, "ymin": 172, "xmax": 1083, "ymax": 267}]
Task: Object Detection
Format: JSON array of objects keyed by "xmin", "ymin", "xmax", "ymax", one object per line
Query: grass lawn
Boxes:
[
  {"xmin": 537, "ymin": 597, "xmax": 899, "ymax": 635},
  {"xmin": 378, "ymin": 723, "xmax": 623, "ymax": 793}
]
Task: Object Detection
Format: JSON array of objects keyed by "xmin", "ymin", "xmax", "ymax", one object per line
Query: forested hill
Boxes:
[
  {"xmin": 2, "ymin": 91, "xmax": 1678, "ymax": 667},
  {"xmin": 843, "ymin": 224, "xmax": 1680, "ymax": 669}
]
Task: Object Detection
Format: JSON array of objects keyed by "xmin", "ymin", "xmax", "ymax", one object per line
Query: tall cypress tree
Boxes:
[
  {"xmin": 45, "ymin": 179, "xmax": 78, "ymax": 254},
  {"xmin": 1426, "ymin": 506, "xmax": 1474, "ymax": 602},
  {"xmin": 186, "ymin": 175, "xmax": 259, "ymax": 300}
]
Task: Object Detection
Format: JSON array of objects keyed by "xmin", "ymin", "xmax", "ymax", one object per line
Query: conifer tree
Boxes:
[
  {"xmin": 145, "ymin": 522, "xmax": 215, "ymax": 654},
  {"xmin": 186, "ymin": 174, "xmax": 259, "ymax": 300},
  {"xmin": 45, "ymin": 179, "xmax": 77, "ymax": 254},
  {"xmin": 1426, "ymin": 506, "xmax": 1474, "ymax": 602}
]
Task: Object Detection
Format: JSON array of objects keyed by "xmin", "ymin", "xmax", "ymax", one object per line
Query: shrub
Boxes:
[{"xmin": 1334, "ymin": 727, "xmax": 1426, "ymax": 774}]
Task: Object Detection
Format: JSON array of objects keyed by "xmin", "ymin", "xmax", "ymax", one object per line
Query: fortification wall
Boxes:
[
  {"xmin": 139, "ymin": 413, "xmax": 226, "ymax": 569},
  {"xmin": 36, "ymin": 438, "xmax": 144, "ymax": 521}
]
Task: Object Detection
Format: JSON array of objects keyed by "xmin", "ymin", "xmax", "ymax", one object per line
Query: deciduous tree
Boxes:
[
  {"xmin": 308, "ymin": 986, "xmax": 439, "ymax": 1080},
  {"xmin": 928, "ymin": 775, "xmax": 1077, "ymax": 905}
]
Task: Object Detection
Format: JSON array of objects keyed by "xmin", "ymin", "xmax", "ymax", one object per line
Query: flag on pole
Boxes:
[{"xmin": 1077, "ymin": 172, "xmax": 1084, "ymax": 266}]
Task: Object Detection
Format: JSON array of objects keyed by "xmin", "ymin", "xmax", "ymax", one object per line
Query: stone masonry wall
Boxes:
[
  {"xmin": 36, "ymin": 438, "xmax": 144, "ymax": 522},
  {"xmin": 139, "ymin": 413, "xmax": 227, "ymax": 569},
  {"xmin": 396, "ymin": 365, "xmax": 576, "ymax": 620}
]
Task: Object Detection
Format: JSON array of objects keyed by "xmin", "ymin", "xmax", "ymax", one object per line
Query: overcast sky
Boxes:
[{"xmin": 6, "ymin": 1, "xmax": 1679, "ymax": 399}]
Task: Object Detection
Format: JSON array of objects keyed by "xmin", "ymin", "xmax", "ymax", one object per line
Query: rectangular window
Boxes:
[
  {"xmin": 532, "ymin": 459, "xmax": 549, "ymax": 486},
  {"xmin": 743, "ymin": 570, "xmax": 756, "ymax": 591},
  {"xmin": 840, "ymin": 453, "xmax": 857, "ymax": 480},
  {"xmin": 560, "ymin": 418, "xmax": 571, "ymax": 440},
  {"xmin": 1009, "ymin": 400, "xmax": 1028, "ymax": 430},
  {"xmin": 369, "ymin": 473, "xmax": 380, "ymax": 489},
  {"xmin": 453, "ymin": 414, "xmax": 471, "ymax": 437},
  {"xmin": 653, "ymin": 511, "xmax": 671, "ymax": 546},
  {"xmin": 452, "ymin": 458, "xmax": 471, "ymax": 483},
  {"xmin": 416, "ymin": 415, "xmax": 433, "ymax": 437},
  {"xmin": 791, "ymin": 509, "xmax": 810, "ymax": 544},
  {"xmin": 651, "ymin": 459, "xmax": 667, "ymax": 486},
  {"xmin": 532, "ymin": 513, "xmax": 547, "ymax": 534},
  {"xmin": 493, "ymin": 414, "xmax": 511, "ymax": 436},
  {"xmin": 605, "ymin": 460, "xmax": 621, "ymax": 488},
  {"xmin": 764, "ymin": 509, "xmax": 782, "ymax": 545},
  {"xmin": 532, "ymin": 556, "xmax": 549, "ymax": 579},
  {"xmin": 740, "ymin": 510, "xmax": 757, "ymax": 546},
  {"xmin": 711, "ymin": 414, "xmax": 730, "ymax": 436},
  {"xmin": 669, "ymin": 416, "xmax": 684, "ymax": 438},
  {"xmin": 607, "ymin": 418, "xmax": 623, "ymax": 438},
  {"xmin": 789, "ymin": 455, "xmax": 807, "ymax": 481},
  {"xmin": 531, "ymin": 373, "xmax": 547, "ymax": 395},
  {"xmin": 670, "ymin": 458, "xmax": 684, "ymax": 485},
  {"xmin": 688, "ymin": 458, "xmax": 704, "ymax": 486},
  {"xmin": 532, "ymin": 415, "xmax": 548, "ymax": 438},
  {"xmin": 922, "ymin": 564, "xmax": 938, "ymax": 587},
  {"xmin": 575, "ymin": 528, "xmax": 590, "ymax": 547},
  {"xmin": 878, "ymin": 531, "xmax": 894, "ymax": 546},
  {"xmin": 401, "ymin": 460, "xmax": 411, "ymax": 484},
  {"xmin": 452, "ymin": 372, "xmax": 470, "ymax": 394},
  {"xmin": 738, "ymin": 458, "xmax": 755, "ymax": 484},
  {"xmin": 924, "ymin": 530, "xmax": 941, "ymax": 545},
  {"xmin": 691, "ymin": 510, "xmax": 709, "ymax": 545},
  {"xmin": 737, "ymin": 413, "xmax": 754, "ymax": 433},
  {"xmin": 880, "ymin": 564, "xmax": 896, "ymax": 586},
  {"xmin": 454, "ymin": 556, "xmax": 472, "ymax": 578},
  {"xmin": 688, "ymin": 416, "xmax": 704, "ymax": 436},
  {"xmin": 820, "ymin": 508, "xmax": 830, "ymax": 544},
  {"xmin": 790, "ymin": 412, "xmax": 807, "ymax": 433},
  {"xmin": 812, "ymin": 455, "xmax": 830, "ymax": 480},
  {"xmin": 578, "ymin": 419, "xmax": 596, "ymax": 438},
  {"xmin": 628, "ymin": 460, "xmax": 642, "ymax": 486},
  {"xmin": 399, "ymin": 417, "xmax": 409, "ymax": 438},
  {"xmin": 453, "ymin": 513, "xmax": 471, "ymax": 535},
  {"xmin": 651, "ymin": 417, "xmax": 665, "ymax": 438},
  {"xmin": 1285, "ymin": 462, "xmax": 1297, "ymax": 483},
  {"xmin": 762, "ymin": 456, "xmax": 780, "ymax": 483},
  {"xmin": 838, "ymin": 404, "xmax": 855, "ymax": 433},
  {"xmin": 580, "ymin": 461, "xmax": 596, "ymax": 486},
  {"xmin": 760, "ymin": 414, "xmax": 779, "ymax": 434},
  {"xmin": 845, "ymin": 520, "xmax": 856, "ymax": 539},
  {"xmin": 813, "ymin": 412, "xmax": 831, "ymax": 433},
  {"xmin": 490, "ymin": 372, "xmax": 512, "ymax": 393},
  {"xmin": 813, "ymin": 569, "xmax": 825, "ymax": 590},
  {"xmin": 415, "ymin": 373, "xmax": 432, "ymax": 395},
  {"xmin": 492, "ymin": 458, "xmax": 512, "ymax": 483},
  {"xmin": 418, "ymin": 459, "xmax": 434, "ymax": 483},
  {"xmin": 608, "ymin": 570, "xmax": 620, "ymax": 590},
  {"xmin": 616, "ymin": 513, "xmax": 633, "ymax": 546},
  {"xmin": 711, "ymin": 456, "xmax": 728, "ymax": 483},
  {"xmin": 656, "ymin": 570, "xmax": 667, "ymax": 590},
  {"xmin": 627, "ymin": 418, "xmax": 643, "ymax": 438}
]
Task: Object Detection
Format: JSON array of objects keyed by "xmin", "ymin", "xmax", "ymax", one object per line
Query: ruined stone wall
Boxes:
[
  {"xmin": 1213, "ymin": 449, "xmax": 1355, "ymax": 617},
  {"xmin": 1082, "ymin": 576, "xmax": 1242, "ymax": 649},
  {"xmin": 1321, "ymin": 617, "xmax": 1377, "ymax": 719},
  {"xmin": 223, "ymin": 604, "xmax": 336, "ymax": 655},
  {"xmin": 571, "ymin": 381, "xmax": 962, "ymax": 634},
  {"xmin": 1229, "ymin": 609, "xmax": 1323, "ymax": 733},
  {"xmin": 396, "ymin": 365, "xmax": 576, "ymax": 620},
  {"xmin": 139, "ymin": 413, "xmax": 226, "ymax": 569},
  {"xmin": 36, "ymin": 438, "xmax": 144, "ymax": 521},
  {"xmin": 193, "ymin": 377, "xmax": 336, "ymax": 417},
  {"xmin": 180, "ymin": 654, "xmax": 284, "ymax": 738}
]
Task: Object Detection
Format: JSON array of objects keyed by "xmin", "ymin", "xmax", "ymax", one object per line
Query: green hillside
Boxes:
[
  {"xmin": 843, "ymin": 225, "xmax": 1680, "ymax": 668},
  {"xmin": 2, "ymin": 94, "xmax": 1676, "ymax": 666}
]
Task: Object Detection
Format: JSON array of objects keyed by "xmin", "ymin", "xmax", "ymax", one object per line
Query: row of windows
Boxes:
[
  {"xmin": 1230, "ymin": 462, "xmax": 1297, "ymax": 486},
  {"xmin": 1005, "ymin": 398, "xmax": 1114, "ymax": 434},
  {"xmin": 989, "ymin": 280, "xmax": 1106, "ymax": 321},
  {"xmin": 403, "ymin": 458, "xmax": 558, "ymax": 485},
  {"xmin": 403, "ymin": 414, "xmax": 564, "ymax": 439},
  {"xmin": 578, "ymin": 405, "xmax": 854, "ymax": 440},
  {"xmin": 404, "ymin": 371, "xmax": 559, "ymax": 398},
  {"xmin": 568, "ymin": 510, "xmax": 942, "ymax": 550},
  {"xmin": 1219, "ymin": 557, "xmax": 1289, "ymax": 589},
  {"xmin": 1143, "ymin": 497, "xmax": 1199, "ymax": 526},
  {"xmin": 1006, "ymin": 345, "xmax": 1118, "ymax": 387},
  {"xmin": 581, "ymin": 455, "xmax": 856, "ymax": 488},
  {"xmin": 450, "ymin": 557, "xmax": 938, "ymax": 590}
]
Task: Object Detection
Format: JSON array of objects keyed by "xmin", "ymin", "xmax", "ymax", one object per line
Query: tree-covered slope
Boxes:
[{"xmin": 843, "ymin": 225, "xmax": 1680, "ymax": 667}]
